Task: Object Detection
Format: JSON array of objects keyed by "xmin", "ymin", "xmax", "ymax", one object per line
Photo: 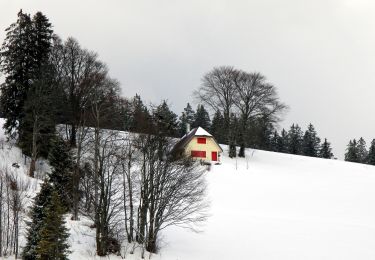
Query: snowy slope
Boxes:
[
  {"xmin": 66, "ymin": 146, "xmax": 375, "ymax": 260},
  {"xmin": 160, "ymin": 149, "xmax": 375, "ymax": 260},
  {"xmin": 2, "ymin": 117, "xmax": 375, "ymax": 259}
]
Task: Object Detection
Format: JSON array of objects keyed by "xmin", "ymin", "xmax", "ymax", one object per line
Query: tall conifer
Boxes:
[
  {"xmin": 210, "ymin": 110, "xmax": 225, "ymax": 144},
  {"xmin": 367, "ymin": 139, "xmax": 375, "ymax": 165},
  {"xmin": 302, "ymin": 123, "xmax": 321, "ymax": 157},
  {"xmin": 48, "ymin": 136, "xmax": 74, "ymax": 210},
  {"xmin": 36, "ymin": 191, "xmax": 70, "ymax": 260},
  {"xmin": 287, "ymin": 124, "xmax": 303, "ymax": 155},
  {"xmin": 192, "ymin": 105, "xmax": 211, "ymax": 130},
  {"xmin": 23, "ymin": 180, "xmax": 54, "ymax": 260},
  {"xmin": 319, "ymin": 138, "xmax": 333, "ymax": 159},
  {"xmin": 345, "ymin": 139, "xmax": 359, "ymax": 163}
]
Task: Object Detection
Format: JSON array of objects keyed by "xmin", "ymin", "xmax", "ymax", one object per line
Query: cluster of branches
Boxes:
[
  {"xmin": 345, "ymin": 137, "xmax": 375, "ymax": 165},
  {"xmin": 0, "ymin": 169, "xmax": 31, "ymax": 258},
  {"xmin": 266, "ymin": 123, "xmax": 334, "ymax": 159},
  {"xmin": 75, "ymin": 103, "xmax": 208, "ymax": 257},
  {"xmin": 194, "ymin": 66, "xmax": 288, "ymax": 158}
]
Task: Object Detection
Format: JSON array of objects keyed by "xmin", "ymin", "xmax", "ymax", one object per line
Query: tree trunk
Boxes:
[
  {"xmin": 0, "ymin": 178, "xmax": 3, "ymax": 257},
  {"xmin": 238, "ymin": 144, "xmax": 245, "ymax": 157},
  {"xmin": 29, "ymin": 115, "xmax": 38, "ymax": 178},
  {"xmin": 70, "ymin": 124, "xmax": 77, "ymax": 147},
  {"xmin": 127, "ymin": 161, "xmax": 134, "ymax": 242},
  {"xmin": 29, "ymin": 159, "xmax": 36, "ymax": 178}
]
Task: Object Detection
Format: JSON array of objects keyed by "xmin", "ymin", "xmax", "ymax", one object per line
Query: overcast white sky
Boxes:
[{"xmin": 2, "ymin": 0, "xmax": 375, "ymax": 159}]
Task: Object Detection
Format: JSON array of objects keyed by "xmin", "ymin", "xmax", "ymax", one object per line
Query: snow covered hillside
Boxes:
[
  {"xmin": 160, "ymin": 148, "xmax": 375, "ymax": 260},
  {"xmin": 2, "ymin": 117, "xmax": 375, "ymax": 259}
]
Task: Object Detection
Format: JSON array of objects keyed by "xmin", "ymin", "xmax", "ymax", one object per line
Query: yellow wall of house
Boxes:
[{"xmin": 185, "ymin": 137, "xmax": 222, "ymax": 161}]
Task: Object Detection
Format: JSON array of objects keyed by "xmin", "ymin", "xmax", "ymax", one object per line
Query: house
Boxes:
[{"xmin": 171, "ymin": 127, "xmax": 223, "ymax": 162}]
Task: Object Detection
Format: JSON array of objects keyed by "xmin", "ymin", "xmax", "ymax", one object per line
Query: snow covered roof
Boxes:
[
  {"xmin": 192, "ymin": 127, "xmax": 212, "ymax": 137},
  {"xmin": 171, "ymin": 127, "xmax": 222, "ymax": 155}
]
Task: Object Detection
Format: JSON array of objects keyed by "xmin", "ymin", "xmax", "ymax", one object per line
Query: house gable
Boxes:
[{"xmin": 171, "ymin": 127, "xmax": 223, "ymax": 161}]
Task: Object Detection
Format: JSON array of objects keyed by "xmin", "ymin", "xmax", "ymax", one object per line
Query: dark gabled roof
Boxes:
[{"xmin": 171, "ymin": 127, "xmax": 223, "ymax": 155}]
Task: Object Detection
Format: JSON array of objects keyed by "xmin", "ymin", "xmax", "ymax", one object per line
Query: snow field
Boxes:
[
  {"xmin": 161, "ymin": 148, "xmax": 375, "ymax": 260},
  {"xmin": 2, "ymin": 118, "xmax": 375, "ymax": 259}
]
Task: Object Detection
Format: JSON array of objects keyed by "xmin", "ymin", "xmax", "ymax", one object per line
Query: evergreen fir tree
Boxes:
[
  {"xmin": 31, "ymin": 12, "xmax": 53, "ymax": 73},
  {"xmin": 270, "ymin": 130, "xmax": 280, "ymax": 152},
  {"xmin": 153, "ymin": 100, "xmax": 179, "ymax": 137},
  {"xmin": 178, "ymin": 103, "xmax": 195, "ymax": 136},
  {"xmin": 287, "ymin": 124, "xmax": 303, "ymax": 155},
  {"xmin": 228, "ymin": 113, "xmax": 238, "ymax": 158},
  {"xmin": 302, "ymin": 123, "xmax": 321, "ymax": 157},
  {"xmin": 278, "ymin": 129, "xmax": 289, "ymax": 153},
  {"xmin": 192, "ymin": 105, "xmax": 211, "ymax": 130},
  {"xmin": 357, "ymin": 137, "xmax": 368, "ymax": 163},
  {"xmin": 22, "ymin": 180, "xmax": 54, "ymax": 260},
  {"xmin": 20, "ymin": 66, "xmax": 56, "ymax": 158},
  {"xmin": 367, "ymin": 139, "xmax": 375, "ymax": 165},
  {"xmin": 319, "ymin": 138, "xmax": 334, "ymax": 159},
  {"xmin": 48, "ymin": 136, "xmax": 74, "ymax": 210},
  {"xmin": 0, "ymin": 10, "xmax": 34, "ymax": 137},
  {"xmin": 210, "ymin": 110, "xmax": 226, "ymax": 144},
  {"xmin": 345, "ymin": 139, "xmax": 359, "ymax": 163},
  {"xmin": 36, "ymin": 191, "xmax": 70, "ymax": 260},
  {"xmin": 0, "ymin": 10, "xmax": 53, "ymax": 147},
  {"xmin": 258, "ymin": 119, "xmax": 274, "ymax": 151},
  {"xmin": 129, "ymin": 94, "xmax": 150, "ymax": 133}
]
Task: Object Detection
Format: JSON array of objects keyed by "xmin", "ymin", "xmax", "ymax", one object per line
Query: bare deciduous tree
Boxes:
[
  {"xmin": 194, "ymin": 66, "xmax": 238, "ymax": 125},
  {"xmin": 234, "ymin": 71, "xmax": 287, "ymax": 156},
  {"xmin": 134, "ymin": 132, "xmax": 209, "ymax": 254},
  {"xmin": 195, "ymin": 66, "xmax": 287, "ymax": 157},
  {"xmin": 0, "ymin": 169, "xmax": 31, "ymax": 258}
]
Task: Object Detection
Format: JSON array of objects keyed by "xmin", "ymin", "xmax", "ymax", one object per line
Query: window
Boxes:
[
  {"xmin": 197, "ymin": 137, "xmax": 206, "ymax": 144},
  {"xmin": 191, "ymin": 150, "xmax": 206, "ymax": 158}
]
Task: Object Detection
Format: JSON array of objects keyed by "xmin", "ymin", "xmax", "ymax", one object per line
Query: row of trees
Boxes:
[
  {"xmin": 266, "ymin": 123, "xmax": 334, "ymax": 159},
  {"xmin": 345, "ymin": 138, "xmax": 375, "ymax": 165}
]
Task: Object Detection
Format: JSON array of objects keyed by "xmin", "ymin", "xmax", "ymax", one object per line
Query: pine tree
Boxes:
[
  {"xmin": 0, "ymin": 10, "xmax": 34, "ymax": 137},
  {"xmin": 210, "ymin": 110, "xmax": 226, "ymax": 144},
  {"xmin": 129, "ymin": 94, "xmax": 150, "ymax": 133},
  {"xmin": 20, "ymin": 66, "xmax": 56, "ymax": 159},
  {"xmin": 31, "ymin": 12, "xmax": 53, "ymax": 73},
  {"xmin": 18, "ymin": 11, "xmax": 54, "ymax": 157},
  {"xmin": 287, "ymin": 124, "xmax": 303, "ymax": 155},
  {"xmin": 319, "ymin": 138, "xmax": 333, "ymax": 159},
  {"xmin": 22, "ymin": 180, "xmax": 54, "ymax": 260},
  {"xmin": 345, "ymin": 139, "xmax": 359, "ymax": 163},
  {"xmin": 0, "ymin": 10, "xmax": 53, "ymax": 147},
  {"xmin": 48, "ymin": 136, "xmax": 74, "ymax": 210},
  {"xmin": 357, "ymin": 137, "xmax": 368, "ymax": 163},
  {"xmin": 269, "ymin": 131, "xmax": 280, "ymax": 152},
  {"xmin": 302, "ymin": 123, "xmax": 321, "ymax": 157},
  {"xmin": 278, "ymin": 129, "xmax": 289, "ymax": 153},
  {"xmin": 192, "ymin": 105, "xmax": 211, "ymax": 130},
  {"xmin": 367, "ymin": 139, "xmax": 375, "ymax": 165},
  {"xmin": 153, "ymin": 100, "xmax": 178, "ymax": 137},
  {"xmin": 178, "ymin": 103, "xmax": 195, "ymax": 136},
  {"xmin": 36, "ymin": 191, "xmax": 70, "ymax": 260}
]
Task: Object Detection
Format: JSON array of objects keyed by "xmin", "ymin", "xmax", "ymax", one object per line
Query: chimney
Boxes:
[{"xmin": 186, "ymin": 123, "xmax": 190, "ymax": 134}]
